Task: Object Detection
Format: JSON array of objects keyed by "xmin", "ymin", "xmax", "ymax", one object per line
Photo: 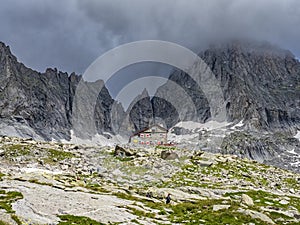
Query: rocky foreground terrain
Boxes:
[{"xmin": 0, "ymin": 136, "xmax": 300, "ymax": 225}]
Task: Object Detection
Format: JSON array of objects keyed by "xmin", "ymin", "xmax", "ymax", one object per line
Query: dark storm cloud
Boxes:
[
  {"xmin": 0, "ymin": 0, "xmax": 111, "ymax": 73},
  {"xmin": 77, "ymin": 0, "xmax": 300, "ymax": 55},
  {"xmin": 0, "ymin": 0, "xmax": 300, "ymax": 74}
]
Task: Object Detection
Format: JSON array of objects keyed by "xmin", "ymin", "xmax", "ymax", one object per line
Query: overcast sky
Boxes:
[
  {"xmin": 1, "ymin": 0, "xmax": 300, "ymax": 74},
  {"xmin": 0, "ymin": 0, "xmax": 300, "ymax": 108}
]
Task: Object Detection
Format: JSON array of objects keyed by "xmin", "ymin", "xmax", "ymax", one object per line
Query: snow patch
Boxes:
[
  {"xmin": 294, "ymin": 131, "xmax": 300, "ymax": 141},
  {"xmin": 168, "ymin": 120, "xmax": 230, "ymax": 144},
  {"xmin": 291, "ymin": 161, "xmax": 300, "ymax": 167},
  {"xmin": 67, "ymin": 130, "xmax": 127, "ymax": 146},
  {"xmin": 231, "ymin": 120, "xmax": 244, "ymax": 129},
  {"xmin": 173, "ymin": 120, "xmax": 230, "ymax": 131},
  {"xmin": 168, "ymin": 133, "xmax": 198, "ymax": 143},
  {"xmin": 287, "ymin": 148, "xmax": 298, "ymax": 155}
]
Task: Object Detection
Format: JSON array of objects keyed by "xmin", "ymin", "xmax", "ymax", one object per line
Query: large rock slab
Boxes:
[
  {"xmin": 0, "ymin": 180, "xmax": 136, "ymax": 224},
  {"xmin": 241, "ymin": 193, "xmax": 254, "ymax": 207},
  {"xmin": 237, "ymin": 209, "xmax": 275, "ymax": 224}
]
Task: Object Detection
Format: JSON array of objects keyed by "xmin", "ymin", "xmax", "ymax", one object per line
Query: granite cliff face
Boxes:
[
  {"xmin": 0, "ymin": 40, "xmax": 299, "ymax": 142},
  {"xmin": 0, "ymin": 42, "xmax": 73, "ymax": 140},
  {"xmin": 0, "ymin": 42, "xmax": 124, "ymax": 140},
  {"xmin": 125, "ymin": 89, "xmax": 180, "ymax": 132},
  {"xmin": 129, "ymin": 41, "xmax": 300, "ymax": 133},
  {"xmin": 199, "ymin": 41, "xmax": 300, "ymax": 131},
  {"xmin": 123, "ymin": 41, "xmax": 300, "ymax": 171}
]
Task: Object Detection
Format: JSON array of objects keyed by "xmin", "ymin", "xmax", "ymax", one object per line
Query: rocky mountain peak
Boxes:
[
  {"xmin": 119, "ymin": 40, "xmax": 300, "ymax": 135},
  {"xmin": 0, "ymin": 40, "xmax": 124, "ymax": 141},
  {"xmin": 141, "ymin": 88, "xmax": 149, "ymax": 97},
  {"xmin": 0, "ymin": 40, "xmax": 299, "ymax": 141},
  {"xmin": 125, "ymin": 88, "xmax": 153, "ymax": 132},
  {"xmin": 0, "ymin": 42, "xmax": 17, "ymax": 80},
  {"xmin": 207, "ymin": 39, "xmax": 294, "ymax": 58},
  {"xmin": 197, "ymin": 40, "xmax": 300, "ymax": 130},
  {"xmin": 0, "ymin": 41, "xmax": 11, "ymax": 55},
  {"xmin": 45, "ymin": 67, "xmax": 58, "ymax": 74},
  {"xmin": 0, "ymin": 42, "xmax": 17, "ymax": 64}
]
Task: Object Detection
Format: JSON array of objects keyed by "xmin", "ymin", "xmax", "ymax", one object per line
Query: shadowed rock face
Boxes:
[
  {"xmin": 128, "ymin": 89, "xmax": 153, "ymax": 132},
  {"xmin": 199, "ymin": 41, "xmax": 300, "ymax": 131},
  {"xmin": 0, "ymin": 42, "xmax": 125, "ymax": 140},
  {"xmin": 151, "ymin": 41, "xmax": 300, "ymax": 132},
  {"xmin": 151, "ymin": 96, "xmax": 179, "ymax": 129},
  {"xmin": 155, "ymin": 69, "xmax": 211, "ymax": 125},
  {"xmin": 0, "ymin": 42, "xmax": 75, "ymax": 140},
  {"xmin": 0, "ymin": 40, "xmax": 299, "ymax": 141},
  {"xmin": 125, "ymin": 93, "xmax": 180, "ymax": 132}
]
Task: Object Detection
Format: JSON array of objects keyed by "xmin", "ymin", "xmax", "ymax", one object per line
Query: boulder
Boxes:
[
  {"xmin": 161, "ymin": 151, "xmax": 179, "ymax": 160},
  {"xmin": 194, "ymin": 160, "xmax": 214, "ymax": 167},
  {"xmin": 279, "ymin": 199, "xmax": 289, "ymax": 205},
  {"xmin": 241, "ymin": 194, "xmax": 254, "ymax": 207},
  {"xmin": 114, "ymin": 145, "xmax": 135, "ymax": 157},
  {"xmin": 213, "ymin": 205, "xmax": 230, "ymax": 211}
]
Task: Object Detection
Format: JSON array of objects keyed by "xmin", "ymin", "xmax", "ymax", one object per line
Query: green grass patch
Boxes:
[
  {"xmin": 58, "ymin": 215, "xmax": 105, "ymax": 225},
  {"xmin": 2, "ymin": 143, "xmax": 76, "ymax": 164},
  {"xmin": 162, "ymin": 154, "xmax": 284, "ymax": 190},
  {"xmin": 43, "ymin": 148, "xmax": 76, "ymax": 163},
  {"xmin": 225, "ymin": 190, "xmax": 280, "ymax": 207},
  {"xmin": 11, "ymin": 215, "xmax": 22, "ymax": 225},
  {"xmin": 0, "ymin": 221, "xmax": 10, "ymax": 225},
  {"xmin": 290, "ymin": 196, "xmax": 300, "ymax": 211},
  {"xmin": 224, "ymin": 190, "xmax": 300, "ymax": 224},
  {"xmin": 0, "ymin": 189, "xmax": 23, "ymax": 224},
  {"xmin": 0, "ymin": 172, "xmax": 5, "ymax": 181},
  {"xmin": 127, "ymin": 206, "xmax": 155, "ymax": 218},
  {"xmin": 3, "ymin": 144, "xmax": 31, "ymax": 157},
  {"xmin": 0, "ymin": 190, "xmax": 23, "ymax": 213},
  {"xmin": 5, "ymin": 191, "xmax": 23, "ymax": 199},
  {"xmin": 114, "ymin": 192, "xmax": 139, "ymax": 201},
  {"xmin": 114, "ymin": 192, "xmax": 169, "ymax": 219},
  {"xmin": 168, "ymin": 199, "xmax": 265, "ymax": 225},
  {"xmin": 115, "ymin": 156, "xmax": 133, "ymax": 162},
  {"xmin": 130, "ymin": 219, "xmax": 140, "ymax": 224},
  {"xmin": 155, "ymin": 145, "xmax": 177, "ymax": 150},
  {"xmin": 0, "ymin": 202, "xmax": 13, "ymax": 213},
  {"xmin": 115, "ymin": 192, "xmax": 249, "ymax": 223},
  {"xmin": 28, "ymin": 178, "xmax": 54, "ymax": 187},
  {"xmin": 284, "ymin": 178, "xmax": 300, "ymax": 189},
  {"xmin": 84, "ymin": 183, "xmax": 110, "ymax": 193},
  {"xmin": 268, "ymin": 211, "xmax": 293, "ymax": 220}
]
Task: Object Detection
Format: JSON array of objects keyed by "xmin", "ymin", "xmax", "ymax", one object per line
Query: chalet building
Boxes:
[{"xmin": 129, "ymin": 124, "xmax": 168, "ymax": 145}]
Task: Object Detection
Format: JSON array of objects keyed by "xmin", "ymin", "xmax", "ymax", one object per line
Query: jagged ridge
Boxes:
[{"xmin": 0, "ymin": 42, "xmax": 125, "ymax": 140}]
